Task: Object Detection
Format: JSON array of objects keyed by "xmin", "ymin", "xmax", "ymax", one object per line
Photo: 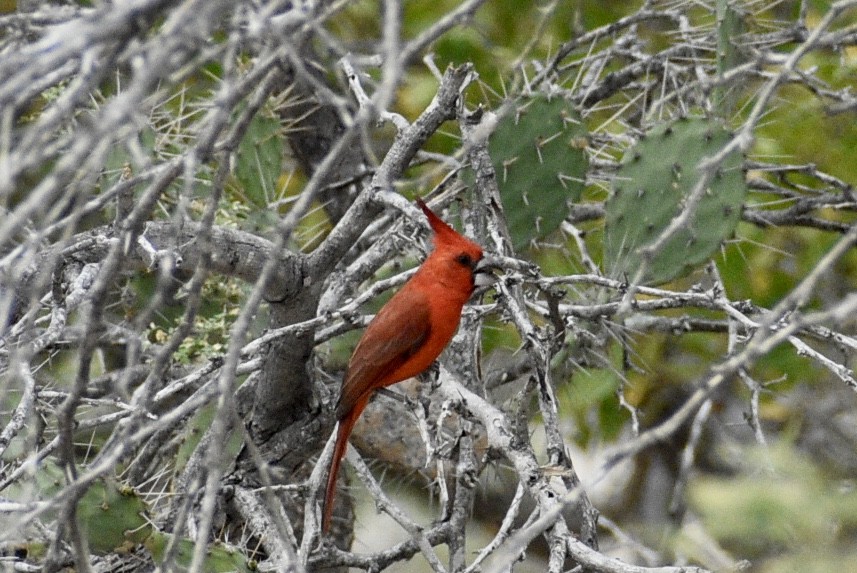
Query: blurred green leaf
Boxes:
[{"xmin": 689, "ymin": 444, "xmax": 857, "ymax": 558}]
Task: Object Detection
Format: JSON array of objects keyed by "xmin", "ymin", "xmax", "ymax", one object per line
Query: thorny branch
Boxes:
[{"xmin": 1, "ymin": 1, "xmax": 856, "ymax": 573}]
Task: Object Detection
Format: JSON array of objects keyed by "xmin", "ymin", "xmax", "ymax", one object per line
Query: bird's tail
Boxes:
[{"xmin": 322, "ymin": 398, "xmax": 365, "ymax": 533}]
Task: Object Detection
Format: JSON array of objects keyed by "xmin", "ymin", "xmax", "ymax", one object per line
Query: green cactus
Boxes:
[
  {"xmin": 235, "ymin": 112, "xmax": 283, "ymax": 208},
  {"xmin": 145, "ymin": 532, "xmax": 255, "ymax": 573},
  {"xmin": 77, "ymin": 479, "xmax": 152, "ymax": 554},
  {"xmin": 714, "ymin": 0, "xmax": 746, "ymax": 117},
  {"xmin": 489, "ymin": 95, "xmax": 589, "ymax": 251},
  {"xmin": 18, "ymin": 462, "xmax": 152, "ymax": 555},
  {"xmin": 604, "ymin": 117, "xmax": 746, "ymax": 285}
]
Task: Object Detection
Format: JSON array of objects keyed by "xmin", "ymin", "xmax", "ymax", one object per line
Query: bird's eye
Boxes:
[{"xmin": 456, "ymin": 253, "xmax": 473, "ymax": 267}]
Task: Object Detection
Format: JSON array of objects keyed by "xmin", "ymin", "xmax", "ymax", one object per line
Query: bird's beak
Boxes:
[{"xmin": 474, "ymin": 256, "xmax": 500, "ymax": 287}]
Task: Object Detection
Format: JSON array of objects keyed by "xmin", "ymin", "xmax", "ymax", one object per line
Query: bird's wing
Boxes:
[{"xmin": 335, "ymin": 286, "xmax": 431, "ymax": 420}]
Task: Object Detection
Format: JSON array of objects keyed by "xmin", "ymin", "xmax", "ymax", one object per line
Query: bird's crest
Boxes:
[{"xmin": 415, "ymin": 198, "xmax": 473, "ymax": 247}]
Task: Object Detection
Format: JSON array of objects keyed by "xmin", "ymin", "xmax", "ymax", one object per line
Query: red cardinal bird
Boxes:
[{"xmin": 322, "ymin": 198, "xmax": 487, "ymax": 533}]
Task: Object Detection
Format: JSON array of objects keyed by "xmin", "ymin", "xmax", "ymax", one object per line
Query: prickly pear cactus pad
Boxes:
[
  {"xmin": 146, "ymin": 532, "xmax": 254, "ymax": 573},
  {"xmin": 714, "ymin": 0, "xmax": 746, "ymax": 117},
  {"xmin": 489, "ymin": 96, "xmax": 589, "ymax": 251},
  {"xmin": 235, "ymin": 112, "xmax": 283, "ymax": 208},
  {"xmin": 13, "ymin": 462, "xmax": 153, "ymax": 555},
  {"xmin": 604, "ymin": 117, "xmax": 746, "ymax": 285}
]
